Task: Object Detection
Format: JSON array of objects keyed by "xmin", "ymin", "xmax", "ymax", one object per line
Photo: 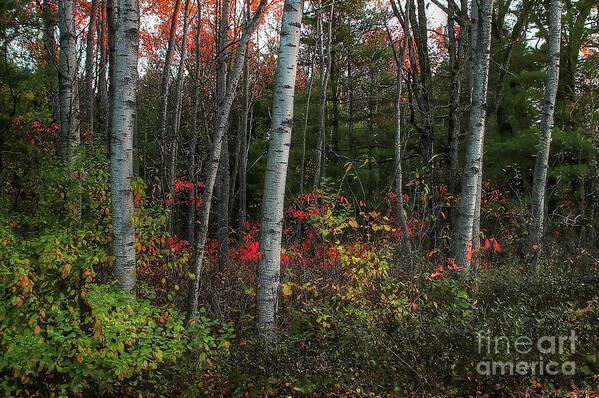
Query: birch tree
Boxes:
[
  {"xmin": 454, "ymin": 0, "xmax": 494, "ymax": 277},
  {"xmin": 256, "ymin": 0, "xmax": 303, "ymax": 340},
  {"xmin": 530, "ymin": 0, "xmax": 562, "ymax": 269},
  {"xmin": 186, "ymin": 0, "xmax": 267, "ymax": 322},
  {"xmin": 110, "ymin": 0, "xmax": 139, "ymax": 294},
  {"xmin": 447, "ymin": 0, "xmax": 468, "ymax": 211},
  {"xmin": 57, "ymin": 0, "xmax": 79, "ymax": 166}
]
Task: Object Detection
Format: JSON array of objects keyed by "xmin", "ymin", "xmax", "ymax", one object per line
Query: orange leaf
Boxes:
[{"xmin": 485, "ymin": 239, "xmax": 490, "ymax": 249}]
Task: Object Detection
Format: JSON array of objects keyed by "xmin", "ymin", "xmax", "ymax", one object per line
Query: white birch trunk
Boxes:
[
  {"xmin": 256, "ymin": 0, "xmax": 303, "ymax": 339},
  {"xmin": 454, "ymin": 0, "xmax": 493, "ymax": 277},
  {"xmin": 110, "ymin": 0, "xmax": 139, "ymax": 294},
  {"xmin": 530, "ymin": 0, "xmax": 562, "ymax": 269},
  {"xmin": 58, "ymin": 0, "xmax": 79, "ymax": 165}
]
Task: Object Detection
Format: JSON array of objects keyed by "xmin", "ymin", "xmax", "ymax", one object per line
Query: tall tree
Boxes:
[
  {"xmin": 447, "ymin": 0, "xmax": 468, "ymax": 210},
  {"xmin": 186, "ymin": 0, "xmax": 267, "ymax": 322},
  {"xmin": 42, "ymin": 0, "xmax": 59, "ymax": 123},
  {"xmin": 313, "ymin": 0, "xmax": 333, "ymax": 190},
  {"xmin": 84, "ymin": 0, "xmax": 100, "ymax": 136},
  {"xmin": 187, "ymin": 0, "xmax": 203, "ymax": 244},
  {"xmin": 389, "ymin": 0, "xmax": 411, "ymax": 251},
  {"xmin": 157, "ymin": 0, "xmax": 183, "ymax": 204},
  {"xmin": 169, "ymin": 0, "xmax": 191, "ymax": 236},
  {"xmin": 238, "ymin": 0, "xmax": 251, "ymax": 232},
  {"xmin": 216, "ymin": 0, "xmax": 231, "ymax": 269},
  {"xmin": 530, "ymin": 0, "xmax": 562, "ymax": 269},
  {"xmin": 105, "ymin": 0, "xmax": 117, "ymax": 143},
  {"xmin": 57, "ymin": 0, "xmax": 79, "ymax": 165},
  {"xmin": 97, "ymin": 0, "xmax": 110, "ymax": 134},
  {"xmin": 454, "ymin": 0, "xmax": 494, "ymax": 276},
  {"xmin": 110, "ymin": 0, "xmax": 139, "ymax": 294},
  {"xmin": 256, "ymin": 0, "xmax": 303, "ymax": 340}
]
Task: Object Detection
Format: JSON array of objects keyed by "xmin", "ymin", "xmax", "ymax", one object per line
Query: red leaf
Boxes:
[{"xmin": 493, "ymin": 240, "xmax": 501, "ymax": 252}]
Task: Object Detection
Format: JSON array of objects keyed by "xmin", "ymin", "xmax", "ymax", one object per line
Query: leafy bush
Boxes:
[{"xmin": 0, "ymin": 219, "xmax": 232, "ymax": 397}]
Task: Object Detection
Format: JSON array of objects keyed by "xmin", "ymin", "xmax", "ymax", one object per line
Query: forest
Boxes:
[{"xmin": 0, "ymin": 0, "xmax": 598, "ymax": 395}]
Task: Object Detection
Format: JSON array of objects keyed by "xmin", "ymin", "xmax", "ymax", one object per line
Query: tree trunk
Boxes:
[
  {"xmin": 106, "ymin": 0, "xmax": 117, "ymax": 142},
  {"xmin": 97, "ymin": 0, "xmax": 109, "ymax": 135},
  {"xmin": 256, "ymin": 0, "xmax": 303, "ymax": 340},
  {"xmin": 530, "ymin": 0, "xmax": 562, "ymax": 270},
  {"xmin": 238, "ymin": 34, "xmax": 250, "ymax": 231},
  {"xmin": 313, "ymin": 1, "xmax": 333, "ymax": 190},
  {"xmin": 299, "ymin": 53, "xmax": 314, "ymax": 196},
  {"xmin": 216, "ymin": 0, "xmax": 231, "ymax": 270},
  {"xmin": 186, "ymin": 0, "xmax": 267, "ymax": 322},
  {"xmin": 58, "ymin": 0, "xmax": 79, "ymax": 165},
  {"xmin": 447, "ymin": 0, "xmax": 466, "ymax": 214},
  {"xmin": 394, "ymin": 68, "xmax": 412, "ymax": 252},
  {"xmin": 157, "ymin": 0, "xmax": 183, "ymax": 196},
  {"xmin": 110, "ymin": 0, "xmax": 139, "ymax": 294},
  {"xmin": 188, "ymin": 0, "xmax": 203, "ymax": 244},
  {"xmin": 168, "ymin": 0, "xmax": 190, "ymax": 236},
  {"xmin": 42, "ymin": 0, "xmax": 59, "ymax": 124},
  {"xmin": 454, "ymin": 0, "xmax": 493, "ymax": 277},
  {"xmin": 84, "ymin": 0, "xmax": 100, "ymax": 136}
]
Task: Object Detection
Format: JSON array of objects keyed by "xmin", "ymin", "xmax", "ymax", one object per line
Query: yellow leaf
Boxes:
[{"xmin": 282, "ymin": 283, "xmax": 292, "ymax": 297}]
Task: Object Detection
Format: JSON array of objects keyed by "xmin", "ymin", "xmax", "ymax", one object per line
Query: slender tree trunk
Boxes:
[
  {"xmin": 299, "ymin": 54, "xmax": 314, "ymax": 196},
  {"xmin": 110, "ymin": 0, "xmax": 139, "ymax": 294},
  {"xmin": 530, "ymin": 0, "xmax": 562, "ymax": 270},
  {"xmin": 186, "ymin": 0, "xmax": 267, "ymax": 322},
  {"xmin": 105, "ymin": 0, "xmax": 117, "ymax": 153},
  {"xmin": 454, "ymin": 0, "xmax": 493, "ymax": 277},
  {"xmin": 84, "ymin": 0, "xmax": 100, "ymax": 136},
  {"xmin": 469, "ymin": 0, "xmax": 483, "ymax": 262},
  {"xmin": 167, "ymin": 0, "xmax": 190, "ymax": 237},
  {"xmin": 43, "ymin": 0, "xmax": 59, "ymax": 124},
  {"xmin": 188, "ymin": 0, "xmax": 202, "ymax": 244},
  {"xmin": 447, "ymin": 0, "xmax": 465, "ymax": 208},
  {"xmin": 238, "ymin": 25, "xmax": 250, "ymax": 231},
  {"xmin": 97, "ymin": 0, "xmax": 109, "ymax": 134},
  {"xmin": 157, "ymin": 0, "xmax": 183, "ymax": 198},
  {"xmin": 216, "ymin": 0, "xmax": 231, "ymax": 270},
  {"xmin": 58, "ymin": 0, "xmax": 79, "ymax": 165},
  {"xmin": 256, "ymin": 0, "xmax": 303, "ymax": 340},
  {"xmin": 394, "ymin": 68, "xmax": 412, "ymax": 252},
  {"xmin": 388, "ymin": 3, "xmax": 412, "ymax": 251},
  {"xmin": 313, "ymin": 1, "xmax": 333, "ymax": 190}
]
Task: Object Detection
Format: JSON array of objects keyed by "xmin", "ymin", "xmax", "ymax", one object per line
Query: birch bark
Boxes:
[
  {"xmin": 530, "ymin": 0, "xmax": 562, "ymax": 270},
  {"xmin": 110, "ymin": 0, "xmax": 139, "ymax": 294},
  {"xmin": 454, "ymin": 0, "xmax": 493, "ymax": 277},
  {"xmin": 256, "ymin": 0, "xmax": 303, "ymax": 339}
]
